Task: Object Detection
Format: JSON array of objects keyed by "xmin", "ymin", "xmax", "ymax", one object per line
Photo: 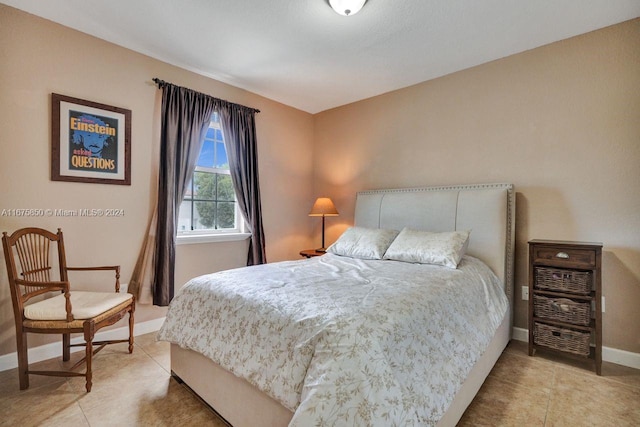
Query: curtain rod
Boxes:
[{"xmin": 152, "ymin": 78, "xmax": 260, "ymax": 114}]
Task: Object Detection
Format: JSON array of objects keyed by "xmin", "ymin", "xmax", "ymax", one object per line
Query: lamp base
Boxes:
[{"xmin": 315, "ymin": 248, "xmax": 327, "ymax": 253}]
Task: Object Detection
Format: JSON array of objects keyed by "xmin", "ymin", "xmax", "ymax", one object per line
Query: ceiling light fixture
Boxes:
[{"xmin": 329, "ymin": 0, "xmax": 367, "ymax": 16}]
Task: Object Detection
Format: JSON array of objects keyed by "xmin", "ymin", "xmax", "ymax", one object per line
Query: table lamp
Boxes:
[{"xmin": 309, "ymin": 197, "xmax": 339, "ymax": 252}]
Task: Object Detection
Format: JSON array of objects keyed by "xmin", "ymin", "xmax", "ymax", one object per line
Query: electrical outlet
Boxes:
[
  {"xmin": 522, "ymin": 286, "xmax": 529, "ymax": 301},
  {"xmin": 120, "ymin": 283, "xmax": 128, "ymax": 293}
]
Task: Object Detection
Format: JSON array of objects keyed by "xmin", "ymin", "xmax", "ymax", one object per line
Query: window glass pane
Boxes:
[
  {"xmin": 217, "ymin": 202, "xmax": 235, "ymax": 229},
  {"xmin": 194, "ymin": 201, "xmax": 216, "ymax": 229},
  {"xmin": 183, "ymin": 178, "xmax": 193, "ymax": 200},
  {"xmin": 193, "ymin": 171, "xmax": 215, "ymax": 200},
  {"xmin": 216, "ymin": 142, "xmax": 228, "ymax": 168},
  {"xmin": 217, "ymin": 174, "xmax": 234, "ymax": 201},
  {"xmin": 178, "ymin": 200, "xmax": 192, "ymax": 232},
  {"xmin": 177, "ymin": 113, "xmax": 241, "ymax": 235},
  {"xmin": 197, "ymin": 140, "xmax": 214, "ymax": 168}
]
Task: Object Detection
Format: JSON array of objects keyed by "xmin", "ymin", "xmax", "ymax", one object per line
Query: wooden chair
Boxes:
[{"xmin": 2, "ymin": 227, "xmax": 135, "ymax": 392}]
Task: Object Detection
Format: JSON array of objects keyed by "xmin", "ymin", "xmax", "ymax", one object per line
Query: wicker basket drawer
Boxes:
[
  {"xmin": 533, "ymin": 323, "xmax": 590, "ymax": 356},
  {"xmin": 535, "ymin": 267, "xmax": 592, "ymax": 295},
  {"xmin": 533, "ymin": 295, "xmax": 591, "ymax": 326}
]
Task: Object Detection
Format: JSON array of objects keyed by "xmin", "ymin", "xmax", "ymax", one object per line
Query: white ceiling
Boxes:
[{"xmin": 3, "ymin": 0, "xmax": 639, "ymax": 113}]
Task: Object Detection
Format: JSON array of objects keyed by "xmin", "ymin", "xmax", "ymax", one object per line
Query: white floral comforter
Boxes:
[{"xmin": 157, "ymin": 254, "xmax": 508, "ymax": 426}]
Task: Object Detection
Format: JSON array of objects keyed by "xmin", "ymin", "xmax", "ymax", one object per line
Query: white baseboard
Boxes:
[
  {"xmin": 0, "ymin": 317, "xmax": 166, "ymax": 372},
  {"xmin": 512, "ymin": 326, "xmax": 640, "ymax": 370},
  {"xmin": 512, "ymin": 326, "xmax": 528, "ymax": 343},
  {"xmin": 3, "ymin": 322, "xmax": 637, "ymax": 372}
]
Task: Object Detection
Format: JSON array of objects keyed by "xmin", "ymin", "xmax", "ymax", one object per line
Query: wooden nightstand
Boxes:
[
  {"xmin": 528, "ymin": 239, "xmax": 602, "ymax": 375},
  {"xmin": 299, "ymin": 249, "xmax": 325, "ymax": 258}
]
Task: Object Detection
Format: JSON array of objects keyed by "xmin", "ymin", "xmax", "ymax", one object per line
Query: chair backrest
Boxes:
[{"xmin": 2, "ymin": 227, "xmax": 68, "ymax": 317}]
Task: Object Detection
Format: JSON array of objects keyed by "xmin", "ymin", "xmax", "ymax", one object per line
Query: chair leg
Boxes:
[
  {"xmin": 83, "ymin": 322, "xmax": 95, "ymax": 392},
  {"xmin": 128, "ymin": 304, "xmax": 135, "ymax": 354},
  {"xmin": 16, "ymin": 330, "xmax": 29, "ymax": 390},
  {"xmin": 62, "ymin": 333, "xmax": 71, "ymax": 361}
]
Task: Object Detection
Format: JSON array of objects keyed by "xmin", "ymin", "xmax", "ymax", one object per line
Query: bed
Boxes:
[{"xmin": 159, "ymin": 183, "xmax": 515, "ymax": 426}]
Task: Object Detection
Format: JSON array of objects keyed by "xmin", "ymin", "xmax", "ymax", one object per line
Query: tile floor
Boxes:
[{"xmin": 0, "ymin": 334, "xmax": 638, "ymax": 426}]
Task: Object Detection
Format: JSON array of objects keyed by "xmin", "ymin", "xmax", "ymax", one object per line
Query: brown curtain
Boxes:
[
  {"xmin": 153, "ymin": 81, "xmax": 219, "ymax": 305},
  {"xmin": 219, "ymin": 106, "xmax": 267, "ymax": 265},
  {"xmin": 129, "ymin": 79, "xmax": 266, "ymax": 306}
]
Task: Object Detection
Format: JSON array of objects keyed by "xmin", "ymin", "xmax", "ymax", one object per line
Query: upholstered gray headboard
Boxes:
[{"xmin": 354, "ymin": 183, "xmax": 515, "ymax": 305}]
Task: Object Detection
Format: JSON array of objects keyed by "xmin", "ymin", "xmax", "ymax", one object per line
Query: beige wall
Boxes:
[
  {"xmin": 0, "ymin": 5, "xmax": 315, "ymax": 356},
  {"xmin": 313, "ymin": 19, "xmax": 640, "ymax": 353}
]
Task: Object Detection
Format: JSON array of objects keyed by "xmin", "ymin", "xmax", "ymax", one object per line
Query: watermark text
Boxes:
[{"xmin": 1, "ymin": 208, "xmax": 125, "ymax": 217}]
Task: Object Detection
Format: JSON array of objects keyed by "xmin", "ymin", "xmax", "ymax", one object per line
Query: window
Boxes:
[{"xmin": 177, "ymin": 114, "xmax": 246, "ymax": 242}]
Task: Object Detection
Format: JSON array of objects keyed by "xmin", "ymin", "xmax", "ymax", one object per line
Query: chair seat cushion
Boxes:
[{"xmin": 24, "ymin": 291, "xmax": 133, "ymax": 320}]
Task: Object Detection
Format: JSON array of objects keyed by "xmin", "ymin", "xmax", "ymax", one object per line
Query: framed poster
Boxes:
[{"xmin": 51, "ymin": 93, "xmax": 131, "ymax": 185}]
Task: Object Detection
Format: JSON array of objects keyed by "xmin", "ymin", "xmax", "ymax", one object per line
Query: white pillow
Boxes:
[
  {"xmin": 383, "ymin": 228, "xmax": 471, "ymax": 268},
  {"xmin": 327, "ymin": 227, "xmax": 399, "ymax": 260}
]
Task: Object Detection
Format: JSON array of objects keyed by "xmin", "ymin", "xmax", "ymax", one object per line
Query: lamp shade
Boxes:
[
  {"xmin": 329, "ymin": 0, "xmax": 367, "ymax": 16},
  {"xmin": 309, "ymin": 197, "xmax": 339, "ymax": 216}
]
